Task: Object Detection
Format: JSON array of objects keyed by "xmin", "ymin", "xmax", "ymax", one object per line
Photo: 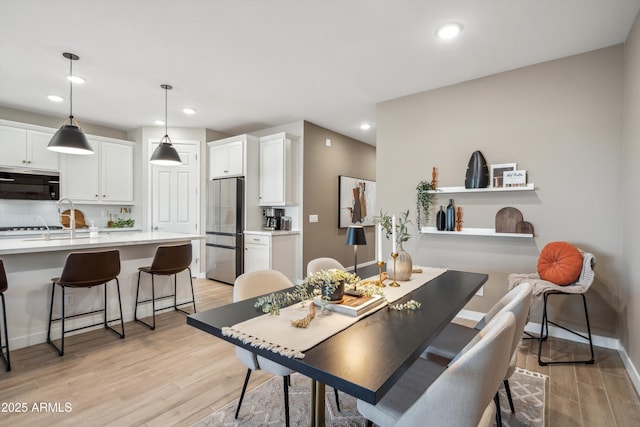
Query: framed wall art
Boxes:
[
  {"xmin": 490, "ymin": 163, "xmax": 517, "ymax": 188},
  {"xmin": 338, "ymin": 176, "xmax": 376, "ymax": 228}
]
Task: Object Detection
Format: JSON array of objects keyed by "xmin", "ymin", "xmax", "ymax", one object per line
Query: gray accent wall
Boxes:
[
  {"xmin": 377, "ymin": 46, "xmax": 624, "ymax": 338},
  {"xmin": 302, "ymin": 121, "xmax": 376, "ymax": 273},
  {"xmin": 622, "ymin": 13, "xmax": 640, "ymax": 382}
]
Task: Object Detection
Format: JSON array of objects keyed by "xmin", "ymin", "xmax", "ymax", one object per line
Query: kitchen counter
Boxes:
[
  {"xmin": 0, "ymin": 231, "xmax": 203, "ymax": 255},
  {"xmin": 244, "ymin": 229, "xmax": 300, "ymax": 236},
  {"xmin": 1, "ymin": 231, "xmax": 204, "ymax": 350}
]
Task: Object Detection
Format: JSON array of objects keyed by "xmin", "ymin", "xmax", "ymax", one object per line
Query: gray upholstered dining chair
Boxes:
[
  {"xmin": 307, "ymin": 257, "xmax": 346, "ymax": 411},
  {"xmin": 423, "ymin": 282, "xmax": 533, "ymax": 421},
  {"xmin": 233, "ymin": 269, "xmax": 296, "ymax": 427},
  {"xmin": 307, "ymin": 257, "xmax": 346, "ymax": 275},
  {"xmin": 357, "ymin": 311, "xmax": 516, "ymax": 427}
]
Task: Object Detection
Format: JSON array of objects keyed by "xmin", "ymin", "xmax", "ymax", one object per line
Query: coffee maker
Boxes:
[{"xmin": 262, "ymin": 208, "xmax": 285, "ymax": 230}]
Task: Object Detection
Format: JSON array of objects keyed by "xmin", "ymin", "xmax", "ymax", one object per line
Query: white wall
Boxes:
[{"xmin": 622, "ymin": 12, "xmax": 640, "ymax": 383}]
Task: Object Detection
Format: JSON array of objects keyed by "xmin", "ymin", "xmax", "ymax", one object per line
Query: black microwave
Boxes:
[{"xmin": 0, "ymin": 168, "xmax": 60, "ymax": 200}]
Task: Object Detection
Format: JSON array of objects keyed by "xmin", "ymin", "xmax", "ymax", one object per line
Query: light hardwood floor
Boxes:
[{"xmin": 0, "ymin": 278, "xmax": 639, "ymax": 426}]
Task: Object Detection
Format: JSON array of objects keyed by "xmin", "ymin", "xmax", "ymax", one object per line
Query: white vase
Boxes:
[{"xmin": 386, "ymin": 247, "xmax": 413, "ymax": 281}]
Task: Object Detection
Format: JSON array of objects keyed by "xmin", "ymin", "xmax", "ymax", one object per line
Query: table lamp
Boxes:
[{"xmin": 345, "ymin": 226, "xmax": 367, "ymax": 276}]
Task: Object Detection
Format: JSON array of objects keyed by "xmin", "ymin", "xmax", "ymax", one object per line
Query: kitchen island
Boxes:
[{"xmin": 0, "ymin": 231, "xmax": 203, "ymax": 350}]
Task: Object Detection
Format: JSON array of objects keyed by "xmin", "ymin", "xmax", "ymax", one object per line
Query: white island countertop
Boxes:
[{"xmin": 0, "ymin": 231, "xmax": 204, "ymax": 255}]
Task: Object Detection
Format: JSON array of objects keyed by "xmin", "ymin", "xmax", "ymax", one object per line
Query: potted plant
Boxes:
[
  {"xmin": 254, "ymin": 269, "xmax": 359, "ymax": 315},
  {"xmin": 416, "ymin": 180, "xmax": 437, "ymax": 228},
  {"xmin": 374, "ymin": 210, "xmax": 413, "ymax": 280}
]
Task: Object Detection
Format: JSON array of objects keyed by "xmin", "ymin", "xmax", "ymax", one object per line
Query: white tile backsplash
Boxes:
[{"xmin": 0, "ymin": 200, "xmax": 134, "ymax": 228}]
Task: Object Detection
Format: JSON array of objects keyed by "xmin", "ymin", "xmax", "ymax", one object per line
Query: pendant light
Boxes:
[
  {"xmin": 47, "ymin": 52, "xmax": 94, "ymax": 155},
  {"xmin": 150, "ymin": 84, "xmax": 182, "ymax": 166}
]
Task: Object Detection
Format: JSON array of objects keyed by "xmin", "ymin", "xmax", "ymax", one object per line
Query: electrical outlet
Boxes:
[{"xmin": 64, "ymin": 294, "xmax": 73, "ymax": 306}]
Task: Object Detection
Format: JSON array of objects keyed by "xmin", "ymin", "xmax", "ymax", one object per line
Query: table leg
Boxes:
[
  {"xmin": 315, "ymin": 381, "xmax": 326, "ymax": 427},
  {"xmin": 310, "ymin": 379, "xmax": 317, "ymax": 425},
  {"xmin": 309, "ymin": 379, "xmax": 326, "ymax": 427}
]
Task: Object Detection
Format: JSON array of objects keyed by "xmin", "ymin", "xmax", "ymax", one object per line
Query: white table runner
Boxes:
[{"xmin": 222, "ymin": 267, "xmax": 447, "ymax": 358}]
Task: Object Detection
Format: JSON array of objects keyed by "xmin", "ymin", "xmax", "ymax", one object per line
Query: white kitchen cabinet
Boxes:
[
  {"xmin": 208, "ymin": 139, "xmax": 243, "ymax": 179},
  {"xmin": 61, "ymin": 139, "xmax": 134, "ymax": 204},
  {"xmin": 0, "ymin": 125, "xmax": 58, "ymax": 170},
  {"xmin": 244, "ymin": 233, "xmax": 271, "ymax": 272},
  {"xmin": 259, "ymin": 133, "xmax": 298, "ymax": 206},
  {"xmin": 244, "ymin": 232, "xmax": 298, "ymax": 282}
]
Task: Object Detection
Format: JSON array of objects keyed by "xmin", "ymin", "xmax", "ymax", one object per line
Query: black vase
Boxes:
[
  {"xmin": 465, "ymin": 150, "xmax": 489, "ymax": 188},
  {"xmin": 445, "ymin": 199, "xmax": 455, "ymax": 231},
  {"xmin": 436, "ymin": 206, "xmax": 446, "ymax": 231}
]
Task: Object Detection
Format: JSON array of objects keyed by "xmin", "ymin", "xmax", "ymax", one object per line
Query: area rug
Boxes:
[{"xmin": 193, "ymin": 367, "xmax": 546, "ymax": 427}]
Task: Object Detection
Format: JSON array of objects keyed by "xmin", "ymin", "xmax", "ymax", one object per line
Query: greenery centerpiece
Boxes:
[{"xmin": 254, "ymin": 269, "xmax": 359, "ymax": 316}]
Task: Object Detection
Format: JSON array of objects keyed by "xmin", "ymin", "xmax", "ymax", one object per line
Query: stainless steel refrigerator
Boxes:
[{"xmin": 206, "ymin": 177, "xmax": 243, "ymax": 284}]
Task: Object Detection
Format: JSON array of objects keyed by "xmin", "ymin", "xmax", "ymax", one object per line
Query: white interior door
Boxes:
[{"xmin": 151, "ymin": 142, "xmax": 200, "ymax": 270}]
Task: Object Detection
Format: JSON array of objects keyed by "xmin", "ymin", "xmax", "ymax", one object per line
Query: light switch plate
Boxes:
[{"xmin": 309, "ymin": 214, "xmax": 318, "ymax": 223}]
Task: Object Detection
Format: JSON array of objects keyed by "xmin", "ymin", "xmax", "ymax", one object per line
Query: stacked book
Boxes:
[{"xmin": 313, "ymin": 294, "xmax": 385, "ymax": 317}]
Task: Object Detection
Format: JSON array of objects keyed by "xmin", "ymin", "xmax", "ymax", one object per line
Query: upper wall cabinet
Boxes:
[
  {"xmin": 259, "ymin": 133, "xmax": 298, "ymax": 206},
  {"xmin": 0, "ymin": 125, "xmax": 59, "ymax": 171},
  {"xmin": 60, "ymin": 139, "xmax": 134, "ymax": 204},
  {"xmin": 208, "ymin": 137, "xmax": 245, "ymax": 179}
]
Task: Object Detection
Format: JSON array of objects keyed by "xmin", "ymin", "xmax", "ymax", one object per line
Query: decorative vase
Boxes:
[
  {"xmin": 436, "ymin": 206, "xmax": 446, "ymax": 231},
  {"xmin": 387, "ymin": 246, "xmax": 413, "ymax": 281},
  {"xmin": 323, "ymin": 280, "xmax": 345, "ymax": 302},
  {"xmin": 464, "ymin": 150, "xmax": 489, "ymax": 188},
  {"xmin": 445, "ymin": 199, "xmax": 455, "ymax": 231}
]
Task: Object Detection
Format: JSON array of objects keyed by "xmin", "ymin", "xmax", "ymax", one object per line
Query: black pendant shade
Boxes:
[
  {"xmin": 48, "ymin": 121, "xmax": 93, "ymax": 155},
  {"xmin": 150, "ymin": 84, "xmax": 181, "ymax": 166},
  {"xmin": 150, "ymin": 138, "xmax": 182, "ymax": 165},
  {"xmin": 48, "ymin": 52, "xmax": 94, "ymax": 155}
]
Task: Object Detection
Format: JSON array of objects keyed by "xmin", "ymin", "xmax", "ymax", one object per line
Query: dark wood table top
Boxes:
[{"xmin": 187, "ymin": 268, "xmax": 487, "ymax": 404}]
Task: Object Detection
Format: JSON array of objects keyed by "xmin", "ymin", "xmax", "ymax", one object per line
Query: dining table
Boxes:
[{"xmin": 187, "ymin": 265, "xmax": 487, "ymax": 426}]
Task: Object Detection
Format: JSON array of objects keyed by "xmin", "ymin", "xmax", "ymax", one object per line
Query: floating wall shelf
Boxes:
[
  {"xmin": 420, "ymin": 227, "xmax": 534, "ymax": 238},
  {"xmin": 427, "ymin": 183, "xmax": 535, "ymax": 194}
]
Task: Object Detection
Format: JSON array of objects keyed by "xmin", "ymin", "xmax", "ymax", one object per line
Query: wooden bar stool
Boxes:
[
  {"xmin": 47, "ymin": 249, "xmax": 125, "ymax": 356},
  {"xmin": 134, "ymin": 243, "xmax": 196, "ymax": 330},
  {"xmin": 0, "ymin": 259, "xmax": 11, "ymax": 371}
]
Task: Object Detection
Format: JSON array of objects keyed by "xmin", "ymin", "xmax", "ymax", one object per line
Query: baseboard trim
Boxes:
[{"xmin": 456, "ymin": 309, "xmax": 640, "ymax": 396}]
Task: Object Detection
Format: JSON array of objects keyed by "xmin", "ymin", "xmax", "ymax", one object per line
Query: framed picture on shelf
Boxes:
[
  {"xmin": 338, "ymin": 175, "xmax": 376, "ymax": 228},
  {"xmin": 490, "ymin": 163, "xmax": 517, "ymax": 188},
  {"xmin": 503, "ymin": 170, "xmax": 527, "ymax": 187}
]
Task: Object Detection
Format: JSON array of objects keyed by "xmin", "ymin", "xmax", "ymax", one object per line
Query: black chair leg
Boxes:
[
  {"xmin": 188, "ymin": 267, "xmax": 196, "ymax": 313},
  {"xmin": 283, "ymin": 375, "xmax": 290, "ymax": 427},
  {"xmin": 0, "ymin": 293, "xmax": 10, "ymax": 371},
  {"xmin": 538, "ymin": 292, "xmax": 595, "ymax": 365},
  {"xmin": 366, "ymin": 421, "xmax": 373, "ymax": 427},
  {"xmin": 235, "ymin": 368, "xmax": 252, "ymax": 419},
  {"xmin": 494, "ymin": 393, "xmax": 503, "ymax": 427},
  {"xmin": 504, "ymin": 379, "xmax": 515, "ymax": 413},
  {"xmin": 334, "ymin": 387, "xmax": 341, "ymax": 411},
  {"xmin": 46, "ymin": 283, "xmax": 64, "ymax": 356},
  {"xmin": 134, "ymin": 272, "xmax": 156, "ymax": 330}
]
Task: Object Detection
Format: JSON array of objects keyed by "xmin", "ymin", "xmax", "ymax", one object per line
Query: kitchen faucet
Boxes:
[
  {"xmin": 34, "ymin": 215, "xmax": 51, "ymax": 240},
  {"xmin": 57, "ymin": 197, "xmax": 76, "ymax": 239}
]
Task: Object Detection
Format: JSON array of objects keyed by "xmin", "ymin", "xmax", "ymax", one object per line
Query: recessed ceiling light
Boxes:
[
  {"xmin": 154, "ymin": 119, "xmax": 165, "ymax": 126},
  {"xmin": 182, "ymin": 107, "xmax": 196, "ymax": 115},
  {"xmin": 436, "ymin": 22, "xmax": 463, "ymax": 40},
  {"xmin": 67, "ymin": 75, "xmax": 85, "ymax": 84},
  {"xmin": 360, "ymin": 123, "xmax": 372, "ymax": 131},
  {"xmin": 47, "ymin": 94, "xmax": 64, "ymax": 102}
]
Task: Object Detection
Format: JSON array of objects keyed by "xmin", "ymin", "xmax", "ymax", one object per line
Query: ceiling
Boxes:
[{"xmin": 1, "ymin": 1, "xmax": 639, "ymax": 146}]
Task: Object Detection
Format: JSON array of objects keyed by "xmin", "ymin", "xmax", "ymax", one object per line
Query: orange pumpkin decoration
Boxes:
[{"xmin": 537, "ymin": 242, "xmax": 583, "ymax": 286}]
